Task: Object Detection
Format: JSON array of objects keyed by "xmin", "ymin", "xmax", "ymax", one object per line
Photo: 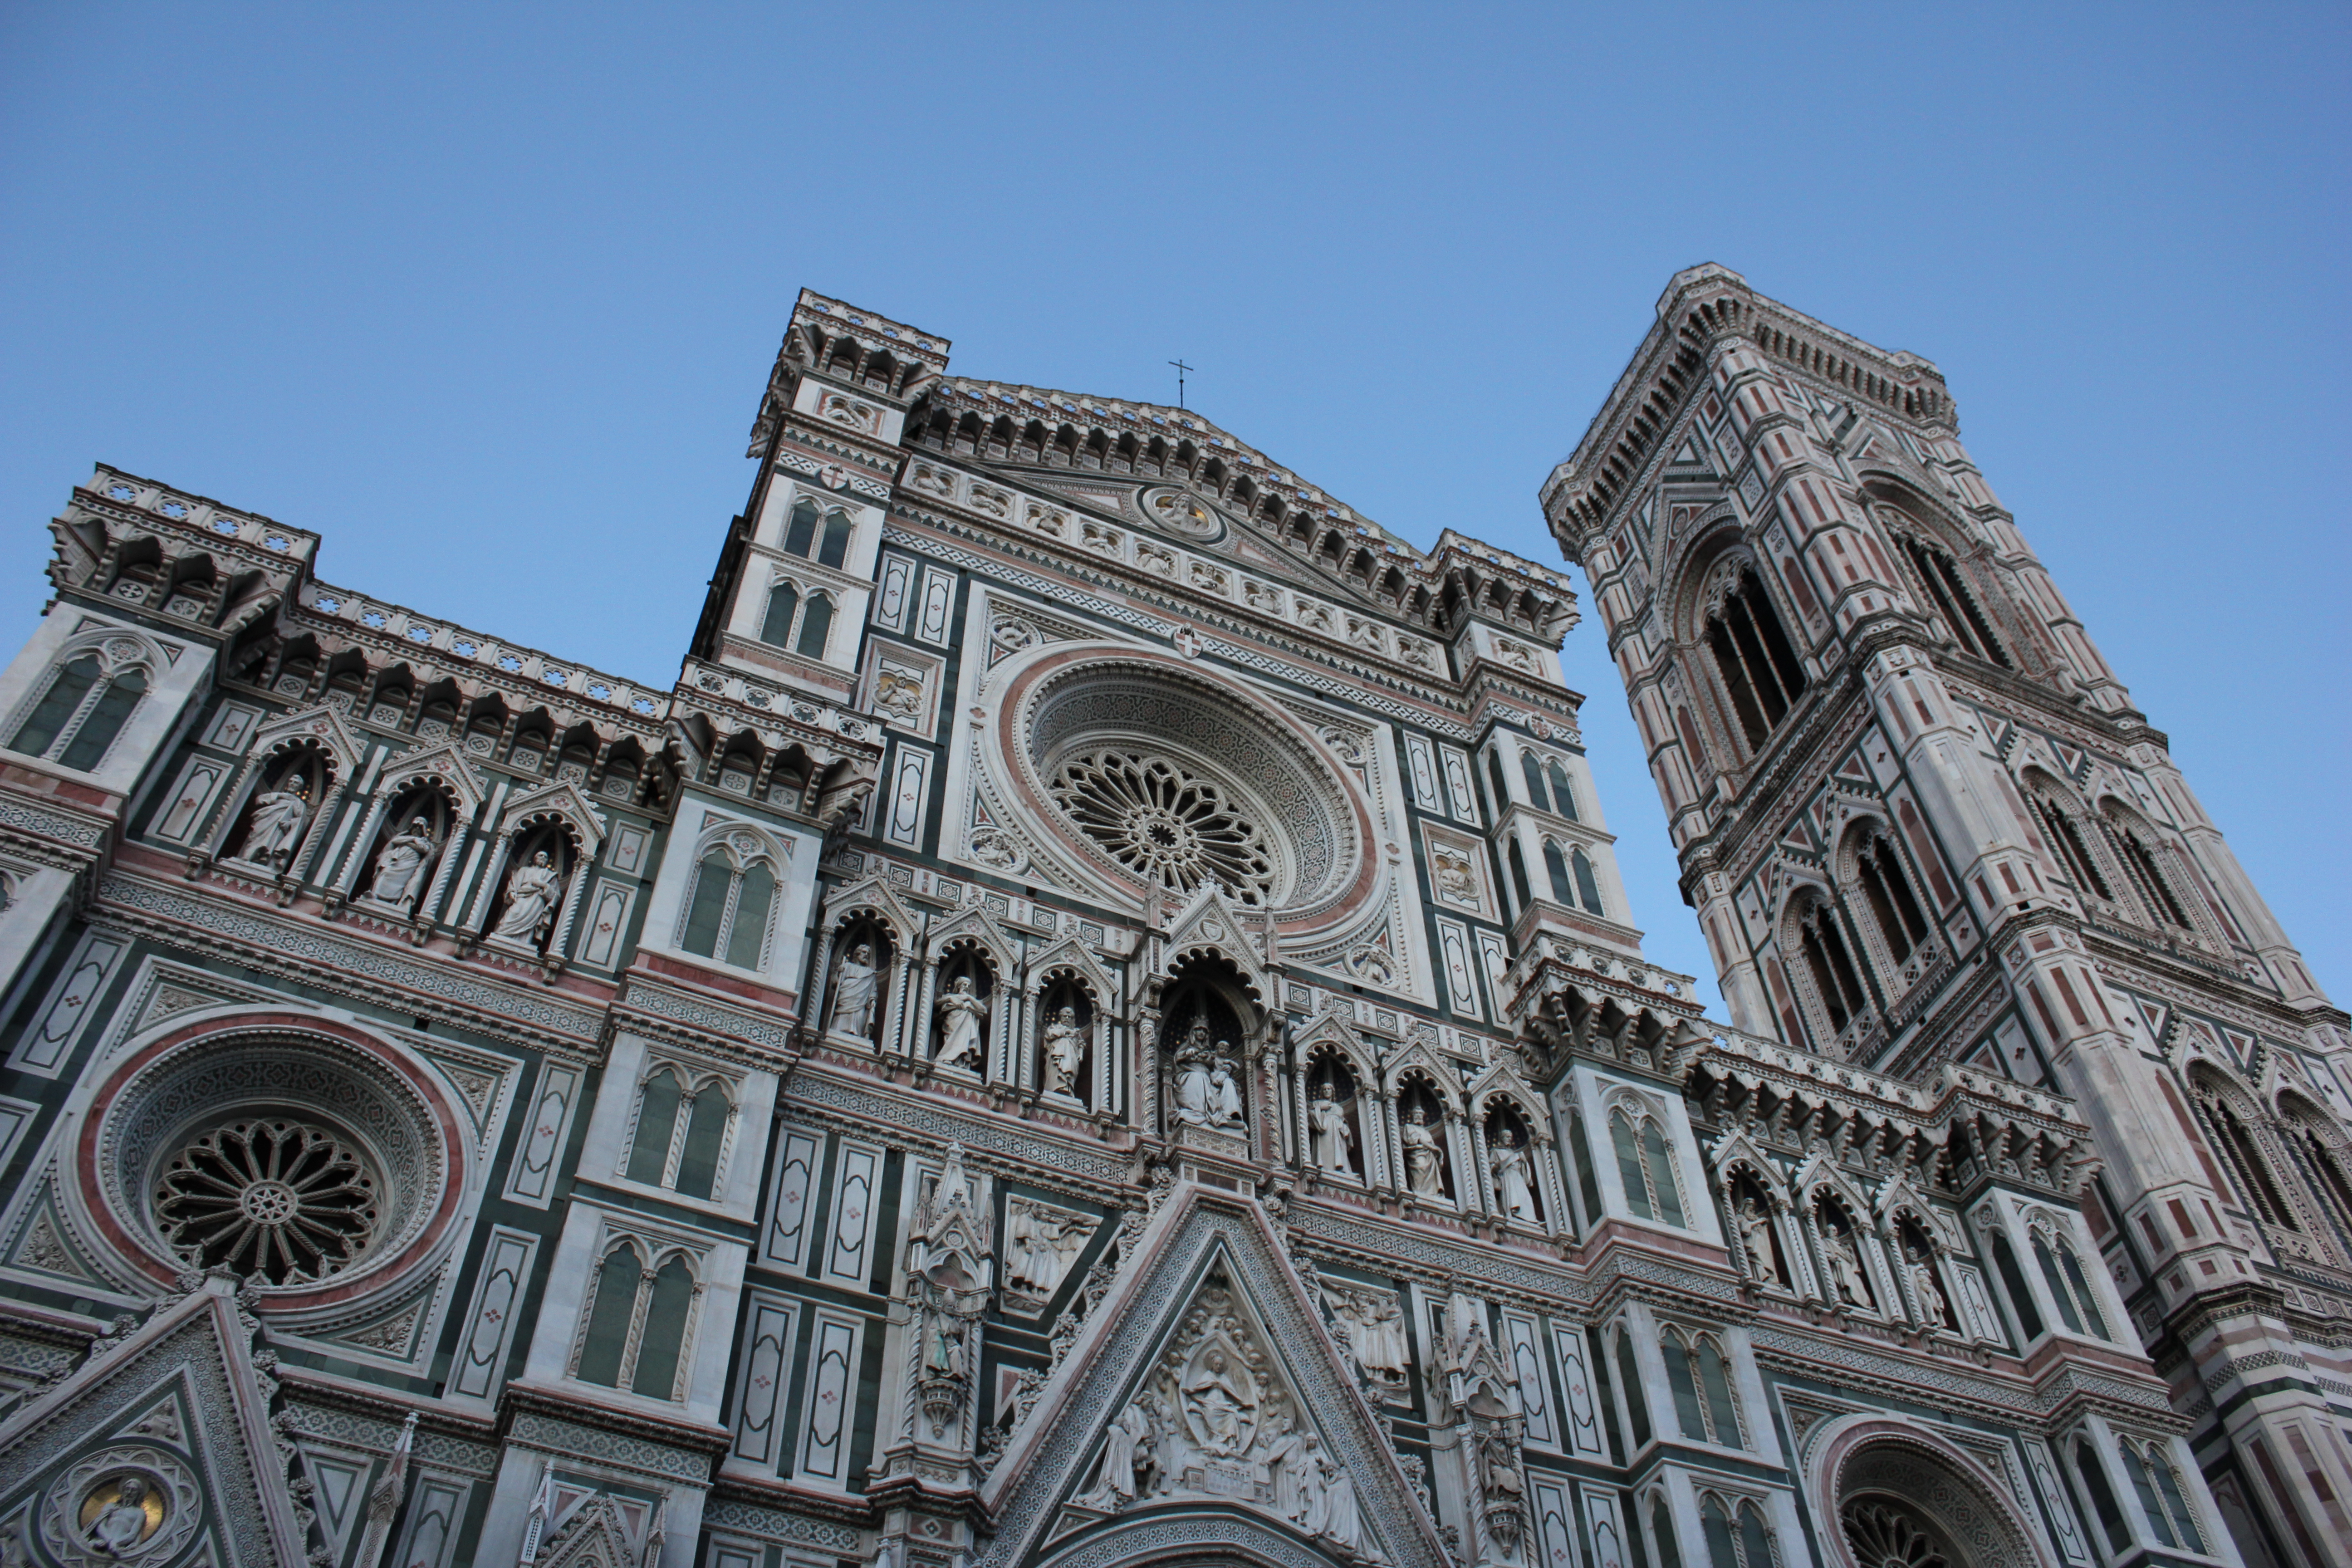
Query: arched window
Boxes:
[
  {"xmin": 2029, "ymin": 1220, "xmax": 2109, "ymax": 1340},
  {"xmin": 1701, "ymin": 563, "xmax": 1808, "ymax": 753},
  {"xmin": 1486, "ymin": 751, "xmax": 1511, "ymax": 818},
  {"xmin": 1609, "ymin": 1104, "xmax": 1686, "ymax": 1226},
  {"xmin": 1543, "ymin": 841, "xmax": 1574, "ymax": 905},
  {"xmin": 2101, "ymin": 806, "xmax": 2193, "ymax": 930},
  {"xmin": 624, "ymin": 1068, "xmax": 684, "ymax": 1185},
  {"xmin": 2122, "ymin": 1439, "xmax": 2205, "ymax": 1552},
  {"xmin": 1507, "ymin": 840, "xmax": 1533, "ymax": 910},
  {"xmin": 1989, "ymin": 1229, "xmax": 2043, "ymax": 1342},
  {"xmin": 572, "ymin": 1239, "xmax": 700, "ymax": 1401},
  {"xmin": 760, "ymin": 582, "xmax": 800, "ymax": 646},
  {"xmin": 1662, "ymin": 1328, "xmax": 1744, "ymax": 1448},
  {"xmin": 817, "ymin": 508, "xmax": 854, "ymax": 569},
  {"xmin": 1697, "ymin": 1494, "xmax": 1777, "ymax": 1568},
  {"xmin": 1851, "ymin": 825, "xmax": 1931, "ymax": 967},
  {"xmin": 2072, "ymin": 1438, "xmax": 2132, "ymax": 1554},
  {"xmin": 795, "ymin": 592, "xmax": 834, "ymax": 658},
  {"xmin": 782, "ymin": 496, "xmax": 819, "ymax": 558},
  {"xmin": 1896, "ymin": 530, "xmax": 2011, "ymax": 667},
  {"xmin": 622, "ymin": 1067, "xmax": 735, "ymax": 1200},
  {"xmin": 2027, "ymin": 779, "xmax": 2114, "ymax": 902},
  {"xmin": 677, "ymin": 844, "xmax": 780, "ymax": 971},
  {"xmin": 1571, "ymin": 847, "xmax": 1604, "ymax": 915},
  {"xmin": 1521, "ymin": 751, "xmax": 1551, "ymax": 812},
  {"xmin": 1545, "ymin": 758, "xmax": 1578, "ymax": 820},
  {"xmin": 2193, "ymin": 1075, "xmax": 2299, "ymax": 1232},
  {"xmin": 2282, "ymin": 1099, "xmax": 2352, "ymax": 1236},
  {"xmin": 1647, "ymin": 1498, "xmax": 1678, "ymax": 1567},
  {"xmin": 1793, "ymin": 895, "xmax": 1871, "ymax": 1041},
  {"xmin": 10, "ymin": 653, "xmax": 148, "ymax": 770},
  {"xmin": 1612, "ymin": 1331, "xmax": 1652, "ymax": 1449}
]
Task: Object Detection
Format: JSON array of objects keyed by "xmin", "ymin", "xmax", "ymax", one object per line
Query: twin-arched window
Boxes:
[
  {"xmin": 2101, "ymin": 805, "xmax": 2194, "ymax": 931},
  {"xmin": 678, "ymin": 839, "xmax": 781, "ymax": 971},
  {"xmin": 760, "ymin": 580, "xmax": 835, "ymax": 659},
  {"xmin": 1701, "ymin": 563, "xmax": 1807, "ymax": 754},
  {"xmin": 1894, "ymin": 529, "xmax": 2011, "ymax": 668},
  {"xmin": 1850, "ymin": 825, "xmax": 1931, "ymax": 968},
  {"xmin": 9, "ymin": 652, "xmax": 148, "ymax": 770},
  {"xmin": 1519, "ymin": 751, "xmax": 1579, "ymax": 819},
  {"xmin": 2029, "ymin": 779, "xmax": 2115, "ymax": 903},
  {"xmin": 2121, "ymin": 1436, "xmax": 2206, "ymax": 1552},
  {"xmin": 574, "ymin": 1237, "xmax": 700, "ymax": 1400},
  {"xmin": 1793, "ymin": 892, "xmax": 1871, "ymax": 1039},
  {"xmin": 1541, "ymin": 841, "xmax": 1606, "ymax": 915},
  {"xmin": 781, "ymin": 496, "xmax": 854, "ymax": 569},
  {"xmin": 2193, "ymin": 1074, "xmax": 2300, "ymax": 1234},
  {"xmin": 1661, "ymin": 1326, "xmax": 1745, "ymax": 1449},
  {"xmin": 1694, "ymin": 1491, "xmax": 1777, "ymax": 1568},
  {"xmin": 1609, "ymin": 1103, "xmax": 1686, "ymax": 1226},
  {"xmin": 623, "ymin": 1064, "xmax": 735, "ymax": 1200},
  {"xmin": 2028, "ymin": 1218, "xmax": 2110, "ymax": 1340}
]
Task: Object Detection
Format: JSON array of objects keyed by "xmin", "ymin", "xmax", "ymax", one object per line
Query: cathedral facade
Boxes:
[{"xmin": 0, "ymin": 276, "xmax": 2328, "ymax": 1568}]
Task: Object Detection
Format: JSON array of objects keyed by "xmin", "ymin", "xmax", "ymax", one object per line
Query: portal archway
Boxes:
[
  {"xmin": 1809, "ymin": 1416, "xmax": 2053, "ymax": 1568},
  {"xmin": 1034, "ymin": 1503, "xmax": 1354, "ymax": 1568}
]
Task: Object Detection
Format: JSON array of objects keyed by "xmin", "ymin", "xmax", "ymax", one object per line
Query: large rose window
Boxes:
[
  {"xmin": 1049, "ymin": 750, "xmax": 1277, "ymax": 903},
  {"xmin": 154, "ymin": 1117, "xmax": 380, "ymax": 1285},
  {"xmin": 1005, "ymin": 655, "xmax": 1366, "ymax": 918}
]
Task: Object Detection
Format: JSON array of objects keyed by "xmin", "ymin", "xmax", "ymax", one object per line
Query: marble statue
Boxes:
[
  {"xmin": 1180, "ymin": 1346, "xmax": 1256, "ymax": 1456},
  {"xmin": 1309, "ymin": 1082, "xmax": 1354, "ymax": 1174},
  {"xmin": 490, "ymin": 850, "xmax": 562, "ymax": 946},
  {"xmin": 936, "ymin": 976, "xmax": 988, "ymax": 1071},
  {"xmin": 830, "ymin": 944, "xmax": 880, "ymax": 1037},
  {"xmin": 1740, "ymin": 1197, "xmax": 1779, "ymax": 1285},
  {"xmin": 1005, "ymin": 1200, "xmax": 1088, "ymax": 1297},
  {"xmin": 1042, "ymin": 1005, "xmax": 1088, "ymax": 1098},
  {"xmin": 1907, "ymin": 1238, "xmax": 1952, "ymax": 1328},
  {"xmin": 1172, "ymin": 1023, "xmax": 1241, "ymax": 1128},
  {"xmin": 1401, "ymin": 1104, "xmax": 1447, "ymax": 1198},
  {"xmin": 1825, "ymin": 1220, "xmax": 1870, "ymax": 1306},
  {"xmin": 1489, "ymin": 1131, "xmax": 1539, "ymax": 1223},
  {"xmin": 238, "ymin": 783, "xmax": 310, "ymax": 869},
  {"xmin": 362, "ymin": 817, "xmax": 436, "ymax": 909},
  {"xmin": 1078, "ymin": 1400, "xmax": 1156, "ymax": 1510},
  {"xmin": 83, "ymin": 1476, "xmax": 152, "ymax": 1555}
]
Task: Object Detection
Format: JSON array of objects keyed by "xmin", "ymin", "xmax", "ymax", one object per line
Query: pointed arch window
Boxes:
[
  {"xmin": 2122, "ymin": 1438, "xmax": 2205, "ymax": 1553},
  {"xmin": 1794, "ymin": 896, "xmax": 1871, "ymax": 1039},
  {"xmin": 572, "ymin": 1239, "xmax": 701, "ymax": 1401},
  {"xmin": 2194, "ymin": 1078, "xmax": 2298, "ymax": 1232},
  {"xmin": 1507, "ymin": 839, "xmax": 1533, "ymax": 910},
  {"xmin": 2072, "ymin": 1438, "xmax": 2132, "ymax": 1554},
  {"xmin": 1897, "ymin": 531, "xmax": 2011, "ymax": 667},
  {"xmin": 1702, "ymin": 564, "xmax": 1807, "ymax": 753},
  {"xmin": 1612, "ymin": 1330, "xmax": 1652, "ymax": 1449},
  {"xmin": 2029, "ymin": 1220, "xmax": 2110, "ymax": 1340},
  {"xmin": 1486, "ymin": 750, "xmax": 1511, "ymax": 818},
  {"xmin": 2028, "ymin": 783, "xmax": 2114, "ymax": 902},
  {"xmin": 1662, "ymin": 1327, "xmax": 1745, "ymax": 1448},
  {"xmin": 795, "ymin": 592, "xmax": 834, "ymax": 658},
  {"xmin": 1571, "ymin": 847, "xmax": 1604, "ymax": 915},
  {"xmin": 760, "ymin": 582, "xmax": 800, "ymax": 646},
  {"xmin": 782, "ymin": 497, "xmax": 819, "ymax": 558},
  {"xmin": 816, "ymin": 509, "xmax": 854, "ymax": 569},
  {"xmin": 1545, "ymin": 758, "xmax": 1579, "ymax": 820},
  {"xmin": 2283, "ymin": 1101, "xmax": 2352, "ymax": 1236},
  {"xmin": 10, "ymin": 653, "xmax": 148, "ymax": 770},
  {"xmin": 623, "ymin": 1065, "xmax": 735, "ymax": 1201},
  {"xmin": 677, "ymin": 844, "xmax": 780, "ymax": 973},
  {"xmin": 1543, "ymin": 840, "xmax": 1574, "ymax": 905},
  {"xmin": 1521, "ymin": 751, "xmax": 1551, "ymax": 812},
  {"xmin": 1697, "ymin": 1494, "xmax": 1777, "ymax": 1568},
  {"xmin": 1609, "ymin": 1104, "xmax": 1686, "ymax": 1226},
  {"xmin": 1852, "ymin": 826, "xmax": 1931, "ymax": 965},
  {"xmin": 2101, "ymin": 808, "xmax": 2193, "ymax": 930},
  {"xmin": 1989, "ymin": 1230, "xmax": 2043, "ymax": 1341}
]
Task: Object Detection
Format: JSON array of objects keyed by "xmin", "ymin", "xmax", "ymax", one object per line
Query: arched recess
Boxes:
[
  {"xmin": 1032, "ymin": 1507, "xmax": 1357, "ymax": 1568},
  {"xmin": 1807, "ymin": 1416, "xmax": 2056, "ymax": 1568},
  {"xmin": 1671, "ymin": 538, "xmax": 1808, "ymax": 762}
]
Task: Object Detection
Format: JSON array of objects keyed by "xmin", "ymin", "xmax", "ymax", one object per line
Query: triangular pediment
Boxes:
[
  {"xmin": 0, "ymin": 1274, "xmax": 309, "ymax": 1563},
  {"xmin": 375, "ymin": 738, "xmax": 488, "ymax": 813},
  {"xmin": 250, "ymin": 702, "xmax": 366, "ymax": 779},
  {"xmin": 975, "ymin": 1188, "xmax": 1447, "ymax": 1568},
  {"xmin": 499, "ymin": 777, "xmax": 610, "ymax": 853},
  {"xmin": 1161, "ymin": 887, "xmax": 1272, "ymax": 1008}
]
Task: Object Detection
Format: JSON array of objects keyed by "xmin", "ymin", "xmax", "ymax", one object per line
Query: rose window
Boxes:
[
  {"xmin": 1049, "ymin": 750, "xmax": 1276, "ymax": 904},
  {"xmin": 154, "ymin": 1118, "xmax": 381, "ymax": 1285},
  {"xmin": 1841, "ymin": 1500, "xmax": 1954, "ymax": 1568}
]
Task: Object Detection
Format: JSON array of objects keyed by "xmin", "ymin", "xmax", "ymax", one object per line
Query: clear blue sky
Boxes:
[{"xmin": 4, "ymin": 4, "xmax": 2344, "ymax": 1017}]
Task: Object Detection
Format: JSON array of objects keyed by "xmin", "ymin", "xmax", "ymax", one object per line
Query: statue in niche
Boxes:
[
  {"xmin": 935, "ymin": 975, "xmax": 989, "ymax": 1072},
  {"xmin": 1172, "ymin": 1022, "xmax": 1241, "ymax": 1128},
  {"xmin": 1488, "ymin": 1127, "xmax": 1539, "ymax": 1223},
  {"xmin": 1477, "ymin": 1424, "xmax": 1528, "ymax": 1552},
  {"xmin": 1180, "ymin": 1345, "xmax": 1257, "ymax": 1457},
  {"xmin": 237, "ymin": 780, "xmax": 311, "ymax": 870},
  {"xmin": 1308, "ymin": 1441, "xmax": 1362, "ymax": 1551},
  {"xmin": 1823, "ymin": 1214, "xmax": 1870, "ymax": 1306},
  {"xmin": 490, "ymin": 850, "xmax": 563, "ymax": 946},
  {"xmin": 360, "ymin": 817, "xmax": 438, "ymax": 910},
  {"xmin": 1906, "ymin": 1236, "xmax": 1952, "ymax": 1328},
  {"xmin": 1042, "ymin": 1005, "xmax": 1088, "ymax": 1098},
  {"xmin": 1309, "ymin": 1082, "xmax": 1354, "ymax": 1174},
  {"xmin": 829, "ymin": 944, "xmax": 880, "ymax": 1037},
  {"xmin": 1402, "ymin": 1104, "xmax": 1448, "ymax": 1198},
  {"xmin": 1739, "ymin": 1197, "xmax": 1780, "ymax": 1286},
  {"xmin": 83, "ymin": 1475, "xmax": 156, "ymax": 1555},
  {"xmin": 1327, "ymin": 1288, "xmax": 1410, "ymax": 1391}
]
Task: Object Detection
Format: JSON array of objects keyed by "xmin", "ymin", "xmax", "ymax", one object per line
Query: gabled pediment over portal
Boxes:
[
  {"xmin": 976, "ymin": 1188, "xmax": 1447, "ymax": 1568},
  {"xmin": 0, "ymin": 1274, "xmax": 310, "ymax": 1565}
]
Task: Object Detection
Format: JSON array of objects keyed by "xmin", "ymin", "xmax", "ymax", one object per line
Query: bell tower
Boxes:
[{"xmin": 1543, "ymin": 264, "xmax": 2351, "ymax": 1567}]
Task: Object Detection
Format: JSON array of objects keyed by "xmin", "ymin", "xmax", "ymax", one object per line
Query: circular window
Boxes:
[
  {"xmin": 1842, "ymin": 1499, "xmax": 1956, "ymax": 1568},
  {"xmin": 83, "ymin": 1025, "xmax": 455, "ymax": 1299},
  {"xmin": 1012, "ymin": 657, "xmax": 1363, "ymax": 916},
  {"xmin": 153, "ymin": 1117, "xmax": 380, "ymax": 1284},
  {"xmin": 1049, "ymin": 750, "xmax": 1277, "ymax": 903}
]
